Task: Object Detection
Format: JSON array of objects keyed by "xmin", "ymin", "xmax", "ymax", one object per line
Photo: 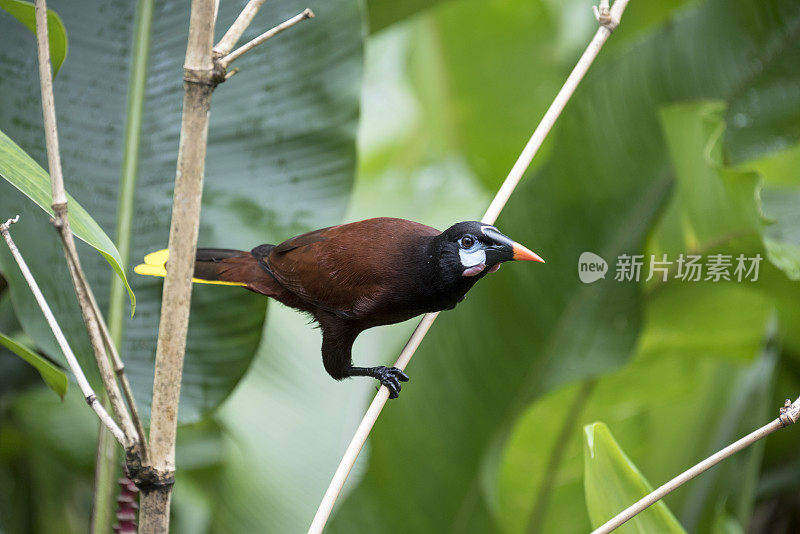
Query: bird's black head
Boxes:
[{"xmin": 435, "ymin": 221, "xmax": 544, "ymax": 281}]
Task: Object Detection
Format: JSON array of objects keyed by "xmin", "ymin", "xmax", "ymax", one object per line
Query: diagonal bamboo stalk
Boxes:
[
  {"xmin": 84, "ymin": 275, "xmax": 148, "ymax": 458},
  {"xmin": 213, "ymin": 0, "xmax": 266, "ymax": 57},
  {"xmin": 307, "ymin": 1, "xmax": 631, "ymax": 532},
  {"xmin": 218, "ymin": 8, "xmax": 314, "ymax": 69},
  {"xmin": 34, "ymin": 0, "xmax": 140, "ymax": 452},
  {"xmin": 0, "ymin": 217, "xmax": 125, "ymax": 444}
]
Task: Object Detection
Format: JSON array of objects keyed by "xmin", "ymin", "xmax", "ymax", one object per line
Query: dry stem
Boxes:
[
  {"xmin": 34, "ymin": 0, "xmax": 140, "ymax": 452},
  {"xmin": 307, "ymin": 1, "xmax": 631, "ymax": 532},
  {"xmin": 592, "ymin": 397, "xmax": 800, "ymax": 533},
  {"xmin": 138, "ymin": 0, "xmax": 218, "ymax": 530},
  {"xmin": 138, "ymin": 1, "xmax": 316, "ymax": 529},
  {"xmin": 83, "ymin": 277, "xmax": 149, "ymax": 461},
  {"xmin": 0, "ymin": 217, "xmax": 125, "ymax": 444},
  {"xmin": 218, "ymin": 8, "xmax": 314, "ymax": 68},
  {"xmin": 212, "ymin": 0, "xmax": 266, "ymax": 57}
]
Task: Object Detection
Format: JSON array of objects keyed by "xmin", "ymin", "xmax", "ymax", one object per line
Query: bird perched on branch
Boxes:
[{"xmin": 135, "ymin": 218, "xmax": 543, "ymax": 398}]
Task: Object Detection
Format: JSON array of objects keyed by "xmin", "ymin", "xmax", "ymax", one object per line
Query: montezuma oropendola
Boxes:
[{"xmin": 135, "ymin": 217, "xmax": 544, "ymax": 398}]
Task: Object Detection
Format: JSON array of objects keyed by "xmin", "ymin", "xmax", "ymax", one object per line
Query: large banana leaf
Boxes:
[
  {"xmin": 0, "ymin": 0, "xmax": 361, "ymax": 423},
  {"xmin": 328, "ymin": 0, "xmax": 800, "ymax": 531}
]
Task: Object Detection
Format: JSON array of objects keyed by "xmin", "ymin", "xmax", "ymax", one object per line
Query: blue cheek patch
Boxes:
[{"xmin": 459, "ymin": 248, "xmax": 486, "ymax": 268}]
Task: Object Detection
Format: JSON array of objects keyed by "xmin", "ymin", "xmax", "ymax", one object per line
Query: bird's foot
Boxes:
[{"xmin": 371, "ymin": 366, "xmax": 410, "ymax": 399}]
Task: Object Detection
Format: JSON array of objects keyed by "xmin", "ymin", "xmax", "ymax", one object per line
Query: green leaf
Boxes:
[
  {"xmin": 0, "ymin": 0, "xmax": 67, "ymax": 76},
  {"xmin": 0, "ymin": 0, "xmax": 360, "ymax": 423},
  {"xmin": 0, "ymin": 289, "xmax": 42, "ymax": 394},
  {"xmin": 0, "ymin": 129, "xmax": 135, "ymax": 314},
  {"xmin": 583, "ymin": 422, "xmax": 687, "ymax": 533},
  {"xmin": 760, "ymin": 187, "xmax": 800, "ymax": 280},
  {"xmin": 723, "ymin": 7, "xmax": 800, "ymax": 166},
  {"xmin": 0, "ymin": 331, "xmax": 67, "ymax": 398},
  {"xmin": 739, "ymin": 144, "xmax": 800, "ymax": 280},
  {"xmin": 740, "ymin": 142, "xmax": 800, "ymax": 187}
]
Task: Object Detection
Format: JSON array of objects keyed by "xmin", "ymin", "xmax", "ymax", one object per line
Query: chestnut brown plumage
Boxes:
[{"xmin": 135, "ymin": 217, "xmax": 543, "ymax": 398}]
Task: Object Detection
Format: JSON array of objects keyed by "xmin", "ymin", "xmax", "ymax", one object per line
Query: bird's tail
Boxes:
[{"xmin": 134, "ymin": 248, "xmax": 252, "ymax": 286}]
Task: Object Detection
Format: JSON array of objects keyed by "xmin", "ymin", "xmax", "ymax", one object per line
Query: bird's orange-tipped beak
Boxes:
[{"xmin": 512, "ymin": 242, "xmax": 545, "ymax": 263}]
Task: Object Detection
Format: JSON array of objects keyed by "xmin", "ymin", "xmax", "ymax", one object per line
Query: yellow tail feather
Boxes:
[
  {"xmin": 134, "ymin": 249, "xmax": 247, "ymax": 287},
  {"xmin": 143, "ymin": 248, "xmax": 169, "ymax": 266}
]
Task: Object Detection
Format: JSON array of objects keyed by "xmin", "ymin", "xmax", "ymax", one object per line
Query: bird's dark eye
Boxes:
[{"xmin": 461, "ymin": 235, "xmax": 475, "ymax": 248}]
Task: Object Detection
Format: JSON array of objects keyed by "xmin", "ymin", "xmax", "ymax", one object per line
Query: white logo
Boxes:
[{"xmin": 578, "ymin": 252, "xmax": 608, "ymax": 284}]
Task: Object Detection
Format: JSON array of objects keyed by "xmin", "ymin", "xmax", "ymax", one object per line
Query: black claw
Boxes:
[
  {"xmin": 381, "ymin": 380, "xmax": 399, "ymax": 398},
  {"xmin": 371, "ymin": 366, "xmax": 410, "ymax": 399}
]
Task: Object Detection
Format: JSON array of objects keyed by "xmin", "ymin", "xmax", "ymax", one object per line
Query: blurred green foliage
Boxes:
[{"xmin": 1, "ymin": 0, "xmax": 799, "ymax": 532}]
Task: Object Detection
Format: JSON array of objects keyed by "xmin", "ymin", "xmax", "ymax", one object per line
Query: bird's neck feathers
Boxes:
[{"xmin": 429, "ymin": 235, "xmax": 483, "ymax": 299}]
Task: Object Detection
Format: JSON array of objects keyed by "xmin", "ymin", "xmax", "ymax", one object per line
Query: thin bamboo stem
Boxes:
[
  {"xmin": 138, "ymin": 0, "xmax": 218, "ymax": 530},
  {"xmin": 86, "ymin": 276, "xmax": 148, "ymax": 458},
  {"xmin": 213, "ymin": 0, "xmax": 266, "ymax": 57},
  {"xmin": 137, "ymin": 0, "xmax": 320, "ymax": 528},
  {"xmin": 0, "ymin": 217, "xmax": 125, "ymax": 444},
  {"xmin": 218, "ymin": 8, "xmax": 314, "ymax": 68},
  {"xmin": 34, "ymin": 0, "xmax": 138, "ymax": 449}
]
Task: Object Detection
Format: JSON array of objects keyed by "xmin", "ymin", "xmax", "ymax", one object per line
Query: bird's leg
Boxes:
[
  {"xmin": 348, "ymin": 366, "xmax": 410, "ymax": 399},
  {"xmin": 318, "ymin": 313, "xmax": 410, "ymax": 398}
]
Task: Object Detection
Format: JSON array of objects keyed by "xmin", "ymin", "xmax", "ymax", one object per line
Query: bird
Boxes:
[{"xmin": 134, "ymin": 217, "xmax": 544, "ymax": 398}]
